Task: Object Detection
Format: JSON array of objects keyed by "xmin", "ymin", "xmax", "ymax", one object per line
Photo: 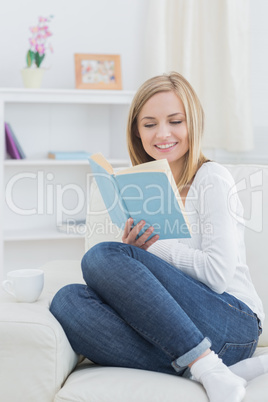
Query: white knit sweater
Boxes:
[{"xmin": 148, "ymin": 162, "xmax": 265, "ymax": 324}]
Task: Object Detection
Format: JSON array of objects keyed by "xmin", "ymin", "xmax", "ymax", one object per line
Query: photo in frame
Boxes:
[{"xmin": 74, "ymin": 54, "xmax": 122, "ymax": 90}]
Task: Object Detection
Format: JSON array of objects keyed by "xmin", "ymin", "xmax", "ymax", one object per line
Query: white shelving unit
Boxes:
[{"xmin": 0, "ymin": 88, "xmax": 135, "ymax": 280}]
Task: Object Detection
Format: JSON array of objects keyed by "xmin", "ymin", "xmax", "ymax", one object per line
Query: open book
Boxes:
[{"xmin": 88, "ymin": 153, "xmax": 191, "ymax": 240}]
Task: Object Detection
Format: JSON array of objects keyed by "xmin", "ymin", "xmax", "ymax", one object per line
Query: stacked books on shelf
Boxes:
[
  {"xmin": 5, "ymin": 122, "xmax": 26, "ymax": 159},
  {"xmin": 48, "ymin": 151, "xmax": 92, "ymax": 160}
]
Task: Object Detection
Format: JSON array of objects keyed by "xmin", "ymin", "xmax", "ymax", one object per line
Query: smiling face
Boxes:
[{"xmin": 137, "ymin": 91, "xmax": 189, "ymax": 181}]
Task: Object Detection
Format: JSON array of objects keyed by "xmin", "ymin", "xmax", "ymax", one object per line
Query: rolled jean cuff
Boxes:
[{"xmin": 171, "ymin": 337, "xmax": 211, "ymax": 372}]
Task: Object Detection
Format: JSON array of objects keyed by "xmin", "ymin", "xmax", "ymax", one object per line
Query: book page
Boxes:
[
  {"xmin": 116, "ymin": 158, "xmax": 169, "ymax": 175},
  {"xmin": 90, "ymin": 153, "xmax": 114, "ymax": 175}
]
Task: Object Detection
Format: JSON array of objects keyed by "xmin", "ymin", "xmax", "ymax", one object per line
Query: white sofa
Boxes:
[{"xmin": 1, "ymin": 164, "xmax": 268, "ymax": 402}]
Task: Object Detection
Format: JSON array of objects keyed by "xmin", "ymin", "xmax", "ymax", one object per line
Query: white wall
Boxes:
[
  {"xmin": 0, "ymin": 0, "xmax": 267, "ymax": 161},
  {"xmin": 0, "ymin": 0, "xmax": 148, "ymax": 90}
]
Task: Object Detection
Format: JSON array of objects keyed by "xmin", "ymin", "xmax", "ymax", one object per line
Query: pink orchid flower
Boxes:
[
  {"xmin": 36, "ymin": 34, "xmax": 43, "ymax": 41},
  {"xmin": 35, "ymin": 43, "xmax": 45, "ymax": 55},
  {"xmin": 29, "ymin": 38, "xmax": 37, "ymax": 46},
  {"xmin": 44, "ymin": 31, "xmax": 52, "ymax": 38},
  {"xmin": 30, "ymin": 26, "xmax": 39, "ymax": 33},
  {"xmin": 39, "ymin": 16, "xmax": 47, "ymax": 23},
  {"xmin": 26, "ymin": 15, "xmax": 53, "ymax": 67}
]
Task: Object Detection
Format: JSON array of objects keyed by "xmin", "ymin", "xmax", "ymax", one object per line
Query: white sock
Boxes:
[
  {"xmin": 229, "ymin": 354, "xmax": 268, "ymax": 382},
  {"xmin": 190, "ymin": 351, "xmax": 246, "ymax": 402}
]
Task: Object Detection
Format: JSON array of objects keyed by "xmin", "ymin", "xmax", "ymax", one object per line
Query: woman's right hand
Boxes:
[{"xmin": 122, "ymin": 217, "xmax": 159, "ymax": 251}]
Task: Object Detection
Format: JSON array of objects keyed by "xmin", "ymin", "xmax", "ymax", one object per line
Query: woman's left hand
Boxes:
[{"xmin": 122, "ymin": 218, "xmax": 159, "ymax": 251}]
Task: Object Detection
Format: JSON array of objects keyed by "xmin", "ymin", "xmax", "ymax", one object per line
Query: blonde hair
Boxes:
[{"xmin": 127, "ymin": 72, "xmax": 208, "ymax": 189}]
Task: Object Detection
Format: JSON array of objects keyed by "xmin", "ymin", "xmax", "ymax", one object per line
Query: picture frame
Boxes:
[{"xmin": 74, "ymin": 54, "xmax": 122, "ymax": 90}]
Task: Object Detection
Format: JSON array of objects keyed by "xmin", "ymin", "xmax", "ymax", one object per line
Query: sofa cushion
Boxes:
[
  {"xmin": 55, "ymin": 363, "xmax": 208, "ymax": 402},
  {"xmin": 55, "ymin": 350, "xmax": 268, "ymax": 402}
]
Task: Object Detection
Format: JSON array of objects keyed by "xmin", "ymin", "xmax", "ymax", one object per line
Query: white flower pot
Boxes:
[{"xmin": 21, "ymin": 68, "xmax": 45, "ymax": 88}]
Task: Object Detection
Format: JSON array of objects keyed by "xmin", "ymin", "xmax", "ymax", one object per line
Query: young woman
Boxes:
[{"xmin": 50, "ymin": 72, "xmax": 266, "ymax": 402}]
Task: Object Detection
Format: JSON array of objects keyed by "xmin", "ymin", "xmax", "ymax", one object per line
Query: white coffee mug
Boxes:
[{"xmin": 2, "ymin": 269, "xmax": 44, "ymax": 302}]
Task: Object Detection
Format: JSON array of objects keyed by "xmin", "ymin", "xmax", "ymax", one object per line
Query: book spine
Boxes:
[
  {"xmin": 48, "ymin": 152, "xmax": 56, "ymax": 159},
  {"xmin": 5, "ymin": 123, "xmax": 21, "ymax": 159},
  {"xmin": 7, "ymin": 123, "xmax": 26, "ymax": 159}
]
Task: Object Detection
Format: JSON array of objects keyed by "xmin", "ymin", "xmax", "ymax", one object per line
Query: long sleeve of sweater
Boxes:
[
  {"xmin": 148, "ymin": 163, "xmax": 240, "ymax": 294},
  {"xmin": 148, "ymin": 162, "xmax": 264, "ymax": 324}
]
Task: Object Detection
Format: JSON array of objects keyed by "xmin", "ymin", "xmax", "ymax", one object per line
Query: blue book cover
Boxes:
[{"xmin": 89, "ymin": 153, "xmax": 191, "ymax": 240}]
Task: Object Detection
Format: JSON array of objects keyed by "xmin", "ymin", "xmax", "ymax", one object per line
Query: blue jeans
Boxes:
[{"xmin": 50, "ymin": 242, "xmax": 260, "ymax": 376}]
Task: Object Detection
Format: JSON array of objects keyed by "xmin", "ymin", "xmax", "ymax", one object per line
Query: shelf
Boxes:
[
  {"xmin": 0, "ymin": 88, "xmax": 135, "ymax": 105},
  {"xmin": 0, "ymin": 87, "xmax": 132, "ymax": 272},
  {"xmin": 4, "ymin": 158, "xmax": 131, "ymax": 167},
  {"xmin": 4, "ymin": 228, "xmax": 86, "ymax": 242}
]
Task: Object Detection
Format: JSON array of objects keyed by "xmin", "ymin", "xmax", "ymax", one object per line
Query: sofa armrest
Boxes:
[
  {"xmin": 0, "ymin": 260, "xmax": 84, "ymax": 402},
  {"xmin": 0, "ymin": 297, "xmax": 79, "ymax": 402}
]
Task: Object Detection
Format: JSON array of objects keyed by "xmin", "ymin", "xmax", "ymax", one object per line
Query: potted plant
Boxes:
[{"xmin": 21, "ymin": 16, "xmax": 53, "ymax": 88}]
